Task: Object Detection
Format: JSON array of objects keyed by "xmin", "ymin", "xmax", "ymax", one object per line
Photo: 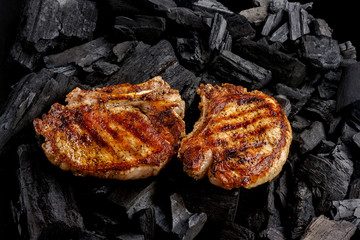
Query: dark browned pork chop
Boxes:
[
  {"xmin": 33, "ymin": 76, "xmax": 185, "ymax": 180},
  {"xmin": 178, "ymin": 83, "xmax": 292, "ymax": 189}
]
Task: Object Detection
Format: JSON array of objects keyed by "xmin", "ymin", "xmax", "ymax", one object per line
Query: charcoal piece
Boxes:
[
  {"xmin": 291, "ymin": 115, "xmax": 311, "ymax": 132},
  {"xmin": 170, "ymin": 193, "xmax": 192, "ymax": 236},
  {"xmin": 291, "ymin": 181, "xmax": 315, "ymax": 239},
  {"xmin": 288, "ymin": 2, "xmax": 301, "ymax": 40},
  {"xmin": 233, "ymin": 38, "xmax": 307, "ymax": 87},
  {"xmin": 176, "ymin": 34, "xmax": 210, "ymax": 71},
  {"xmin": 0, "ymin": 69, "xmax": 80, "ymax": 154},
  {"xmin": 298, "ymin": 121, "xmax": 326, "ymax": 154},
  {"xmin": 274, "ymin": 95, "xmax": 291, "ymax": 117},
  {"xmin": 301, "ymin": 215, "xmax": 356, "ymax": 240},
  {"xmin": 266, "ymin": 180, "xmax": 282, "ymax": 229},
  {"xmin": 92, "ymin": 61, "xmax": 120, "ymax": 76},
  {"xmin": 108, "ymin": 181, "xmax": 170, "ymax": 232},
  {"xmin": 179, "ymin": 182, "xmax": 240, "ymax": 222},
  {"xmin": 340, "ymin": 123, "xmax": 357, "ymax": 145},
  {"xmin": 108, "ymin": 40, "xmax": 200, "ymax": 110},
  {"xmin": 108, "ymin": 0, "xmax": 176, "ymax": 14},
  {"xmin": 253, "ymin": 0, "xmax": 270, "ymax": 7},
  {"xmin": 353, "ymin": 132, "xmax": 360, "ymax": 149},
  {"xmin": 348, "ymin": 179, "xmax": 360, "ymax": 199},
  {"xmin": 261, "ymin": 10, "xmax": 284, "ymax": 36},
  {"xmin": 225, "ymin": 14, "xmax": 256, "ymax": 41},
  {"xmin": 107, "ymin": 40, "xmax": 176, "ymax": 85},
  {"xmin": 303, "ymin": 98, "xmax": 336, "ymax": 122},
  {"xmin": 269, "ymin": 22, "xmax": 289, "ymax": 43},
  {"xmin": 313, "ymin": 18, "xmax": 332, "ymax": 38},
  {"xmin": 166, "ymin": 7, "xmax": 207, "ymax": 30},
  {"xmin": 331, "ymin": 199, "xmax": 360, "ymax": 222},
  {"xmin": 192, "ymin": 0, "xmax": 233, "ymax": 15},
  {"xmin": 211, "ymin": 50, "xmax": 272, "ymax": 89},
  {"xmin": 301, "ymin": 153, "xmax": 353, "ymax": 213},
  {"xmin": 113, "ymin": 41, "xmax": 139, "ymax": 63},
  {"xmin": 317, "ymin": 140, "xmax": 336, "ymax": 155},
  {"xmin": 339, "ymin": 41, "xmax": 357, "ymax": 60},
  {"xmin": 336, "ymin": 62, "xmax": 360, "ymax": 112},
  {"xmin": 300, "ymin": 35, "xmax": 342, "ymax": 70},
  {"xmin": 183, "ymin": 213, "xmax": 207, "ymax": 240},
  {"xmin": 240, "ymin": 6, "xmax": 268, "ymax": 25},
  {"xmin": 259, "ymin": 228, "xmax": 285, "ymax": 240},
  {"xmin": 269, "ymin": 0, "xmax": 288, "ymax": 13},
  {"xmin": 15, "ymin": 145, "xmax": 84, "ymax": 239},
  {"xmin": 44, "ymin": 37, "xmax": 115, "ymax": 69},
  {"xmin": 218, "ymin": 222, "xmax": 255, "ymax": 240},
  {"xmin": 300, "ymin": 8, "xmax": 310, "ymax": 35},
  {"xmin": 275, "ymin": 83, "xmax": 311, "ymax": 101},
  {"xmin": 14, "ymin": 0, "xmax": 97, "ymax": 53},
  {"xmin": 220, "ymin": 31, "xmax": 232, "ymax": 52},
  {"xmin": 209, "ymin": 13, "xmax": 228, "ymax": 51},
  {"xmin": 137, "ymin": 208, "xmax": 156, "ymax": 240},
  {"xmin": 131, "ymin": 15, "xmax": 166, "ymax": 43},
  {"xmin": 9, "ymin": 42, "xmax": 42, "ymax": 71}
]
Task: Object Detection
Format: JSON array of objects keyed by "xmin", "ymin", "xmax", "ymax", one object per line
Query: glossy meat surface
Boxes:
[
  {"xmin": 33, "ymin": 76, "xmax": 185, "ymax": 180},
  {"xmin": 178, "ymin": 83, "xmax": 292, "ymax": 189}
]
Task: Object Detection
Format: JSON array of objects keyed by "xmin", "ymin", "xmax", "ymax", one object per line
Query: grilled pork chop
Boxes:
[
  {"xmin": 33, "ymin": 76, "xmax": 185, "ymax": 180},
  {"xmin": 178, "ymin": 83, "xmax": 292, "ymax": 189}
]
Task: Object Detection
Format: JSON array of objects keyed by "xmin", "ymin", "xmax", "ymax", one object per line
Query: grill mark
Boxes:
[
  {"xmin": 75, "ymin": 108, "xmax": 117, "ymax": 157},
  {"xmin": 221, "ymin": 101, "xmax": 269, "ymax": 121},
  {"xmin": 96, "ymin": 115, "xmax": 145, "ymax": 161}
]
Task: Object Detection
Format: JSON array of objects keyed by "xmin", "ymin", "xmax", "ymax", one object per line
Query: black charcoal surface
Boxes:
[
  {"xmin": 234, "ymin": 38, "xmax": 307, "ymax": 87},
  {"xmin": 15, "ymin": 144, "xmax": 85, "ymax": 239},
  {"xmin": 0, "ymin": 69, "xmax": 81, "ymax": 154}
]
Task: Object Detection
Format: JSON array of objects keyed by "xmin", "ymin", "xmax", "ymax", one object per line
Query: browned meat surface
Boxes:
[
  {"xmin": 178, "ymin": 83, "xmax": 292, "ymax": 189},
  {"xmin": 33, "ymin": 76, "xmax": 185, "ymax": 180}
]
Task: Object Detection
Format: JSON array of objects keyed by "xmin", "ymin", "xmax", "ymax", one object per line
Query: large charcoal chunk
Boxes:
[
  {"xmin": 233, "ymin": 38, "xmax": 307, "ymax": 87},
  {"xmin": 291, "ymin": 181, "xmax": 315, "ymax": 239},
  {"xmin": 9, "ymin": 0, "xmax": 98, "ymax": 71},
  {"xmin": 176, "ymin": 33, "xmax": 210, "ymax": 71},
  {"xmin": 261, "ymin": 11, "xmax": 284, "ymax": 36},
  {"xmin": 0, "ymin": 69, "xmax": 81, "ymax": 154},
  {"xmin": 331, "ymin": 199, "xmax": 360, "ymax": 223},
  {"xmin": 114, "ymin": 15, "xmax": 166, "ymax": 44},
  {"xmin": 301, "ymin": 215, "xmax": 356, "ymax": 240},
  {"xmin": 297, "ymin": 121, "xmax": 326, "ymax": 154},
  {"xmin": 166, "ymin": 7, "xmax": 208, "ymax": 30},
  {"xmin": 208, "ymin": 13, "xmax": 228, "ymax": 52},
  {"xmin": 313, "ymin": 19, "xmax": 332, "ymax": 38},
  {"xmin": 303, "ymin": 98, "xmax": 336, "ymax": 122},
  {"xmin": 226, "ymin": 14, "xmax": 256, "ymax": 41},
  {"xmin": 15, "ymin": 145, "xmax": 85, "ymax": 239},
  {"xmin": 170, "ymin": 193, "xmax": 207, "ymax": 239},
  {"xmin": 108, "ymin": 181, "xmax": 170, "ymax": 232},
  {"xmin": 301, "ymin": 153, "xmax": 353, "ymax": 213},
  {"xmin": 300, "ymin": 35, "xmax": 342, "ymax": 70},
  {"xmin": 44, "ymin": 37, "xmax": 115, "ymax": 69},
  {"xmin": 211, "ymin": 50, "xmax": 272, "ymax": 90},
  {"xmin": 19, "ymin": 0, "xmax": 97, "ymax": 52},
  {"xmin": 336, "ymin": 62, "xmax": 360, "ymax": 112},
  {"xmin": 288, "ymin": 2, "xmax": 301, "ymax": 40}
]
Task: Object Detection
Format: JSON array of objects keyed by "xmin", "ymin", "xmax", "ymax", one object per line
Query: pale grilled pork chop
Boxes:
[
  {"xmin": 33, "ymin": 76, "xmax": 185, "ymax": 180},
  {"xmin": 178, "ymin": 83, "xmax": 292, "ymax": 189}
]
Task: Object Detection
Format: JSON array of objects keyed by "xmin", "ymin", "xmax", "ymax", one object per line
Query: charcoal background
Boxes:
[{"xmin": 0, "ymin": 0, "xmax": 359, "ymax": 238}]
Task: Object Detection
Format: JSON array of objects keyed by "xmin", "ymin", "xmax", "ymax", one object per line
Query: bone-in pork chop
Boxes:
[
  {"xmin": 33, "ymin": 76, "xmax": 185, "ymax": 180},
  {"xmin": 178, "ymin": 83, "xmax": 292, "ymax": 189}
]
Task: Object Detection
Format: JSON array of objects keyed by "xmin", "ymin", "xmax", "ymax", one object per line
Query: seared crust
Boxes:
[
  {"xmin": 178, "ymin": 83, "xmax": 292, "ymax": 189},
  {"xmin": 33, "ymin": 76, "xmax": 185, "ymax": 180}
]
